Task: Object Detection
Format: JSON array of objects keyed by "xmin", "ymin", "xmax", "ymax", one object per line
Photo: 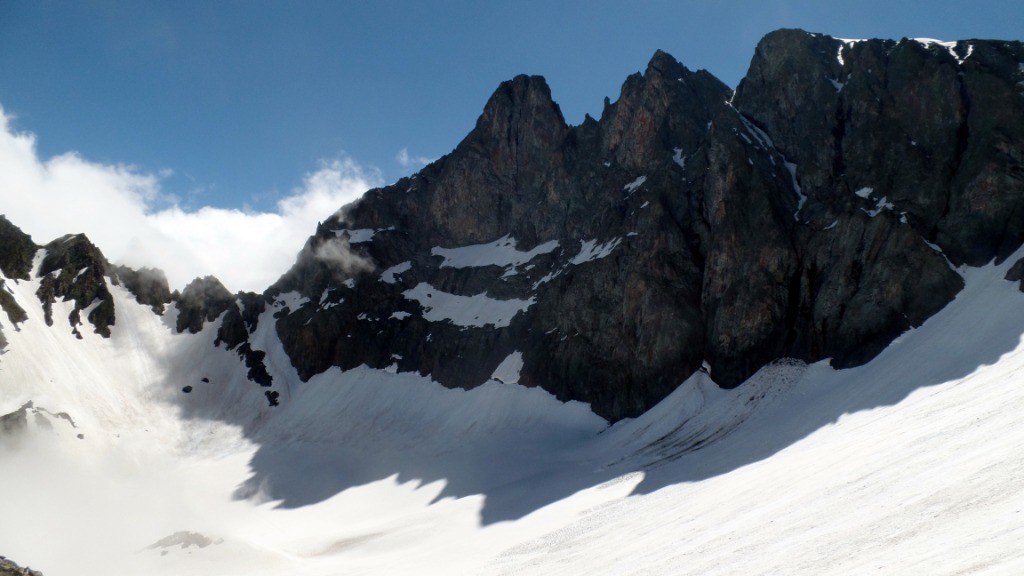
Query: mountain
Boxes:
[
  {"xmin": 2, "ymin": 29, "xmax": 1024, "ymax": 575},
  {"xmin": 267, "ymin": 29, "xmax": 1022, "ymax": 421}
]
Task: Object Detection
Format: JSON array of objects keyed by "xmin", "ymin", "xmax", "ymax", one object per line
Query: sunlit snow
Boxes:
[{"xmin": 4, "ymin": 245, "xmax": 1024, "ymax": 575}]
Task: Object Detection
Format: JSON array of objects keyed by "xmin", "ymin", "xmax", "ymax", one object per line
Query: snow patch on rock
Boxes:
[{"xmin": 401, "ymin": 282, "xmax": 534, "ymax": 328}]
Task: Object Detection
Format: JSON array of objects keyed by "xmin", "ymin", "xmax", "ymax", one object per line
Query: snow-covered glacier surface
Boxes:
[{"xmin": 3, "ymin": 249, "xmax": 1024, "ymax": 575}]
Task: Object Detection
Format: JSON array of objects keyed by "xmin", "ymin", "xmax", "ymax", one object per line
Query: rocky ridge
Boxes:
[{"xmin": 267, "ymin": 30, "xmax": 1021, "ymax": 421}]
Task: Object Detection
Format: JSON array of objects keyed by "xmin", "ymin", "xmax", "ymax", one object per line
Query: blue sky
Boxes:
[
  {"xmin": 3, "ymin": 1, "xmax": 1022, "ymax": 210},
  {"xmin": 0, "ymin": 1, "xmax": 1021, "ymax": 290}
]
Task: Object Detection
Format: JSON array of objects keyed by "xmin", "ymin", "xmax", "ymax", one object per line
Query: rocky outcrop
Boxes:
[
  {"xmin": 215, "ymin": 291, "xmax": 266, "ymax": 350},
  {"xmin": 35, "ymin": 234, "xmax": 116, "ymax": 338},
  {"xmin": 263, "ymin": 30, "xmax": 1015, "ymax": 422},
  {"xmin": 173, "ymin": 276, "xmax": 236, "ymax": 334},
  {"xmin": 0, "ymin": 556, "xmax": 42, "ymax": 576},
  {"xmin": 175, "ymin": 279, "xmax": 276, "ymax": 396},
  {"xmin": 0, "ymin": 217, "xmax": 35, "ymax": 340},
  {"xmin": 0, "ymin": 216, "xmax": 36, "ymax": 281},
  {"xmin": 110, "ymin": 265, "xmax": 173, "ymax": 314}
]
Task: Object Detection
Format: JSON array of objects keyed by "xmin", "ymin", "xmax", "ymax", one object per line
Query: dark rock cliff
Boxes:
[
  {"xmin": 0, "ymin": 215, "xmax": 36, "ymax": 280},
  {"xmin": 263, "ymin": 30, "xmax": 1020, "ymax": 421},
  {"xmin": 0, "ymin": 216, "xmax": 34, "ymax": 334}
]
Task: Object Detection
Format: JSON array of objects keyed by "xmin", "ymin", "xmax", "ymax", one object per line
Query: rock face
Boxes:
[
  {"xmin": 34, "ymin": 234, "xmax": 117, "ymax": 338},
  {"xmin": 110, "ymin": 265, "xmax": 172, "ymax": 314},
  {"xmin": 736, "ymin": 31, "xmax": 1024, "ymax": 267},
  {"xmin": 0, "ymin": 217, "xmax": 34, "ymax": 339},
  {"xmin": 264, "ymin": 30, "xmax": 1022, "ymax": 421},
  {"xmin": 174, "ymin": 276, "xmax": 236, "ymax": 334},
  {"xmin": 0, "ymin": 215, "xmax": 35, "ymax": 280},
  {"xmin": 0, "ymin": 556, "xmax": 42, "ymax": 576},
  {"xmin": 174, "ymin": 277, "xmax": 276, "ymax": 396}
]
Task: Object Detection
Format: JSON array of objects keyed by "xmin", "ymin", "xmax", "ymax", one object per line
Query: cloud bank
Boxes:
[{"xmin": 0, "ymin": 107, "xmax": 382, "ymax": 292}]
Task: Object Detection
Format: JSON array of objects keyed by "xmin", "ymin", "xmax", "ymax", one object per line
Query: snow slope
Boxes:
[{"xmin": 2, "ymin": 247, "xmax": 1024, "ymax": 575}]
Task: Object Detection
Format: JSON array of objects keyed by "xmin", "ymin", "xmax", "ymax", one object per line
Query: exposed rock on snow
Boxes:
[
  {"xmin": 148, "ymin": 531, "xmax": 220, "ymax": 550},
  {"xmin": 0, "ymin": 556, "xmax": 43, "ymax": 576},
  {"xmin": 35, "ymin": 234, "xmax": 116, "ymax": 338},
  {"xmin": 173, "ymin": 276, "xmax": 235, "ymax": 334},
  {"xmin": 109, "ymin": 265, "xmax": 172, "ymax": 315}
]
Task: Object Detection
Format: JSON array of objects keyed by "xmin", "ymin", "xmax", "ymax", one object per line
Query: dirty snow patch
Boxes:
[
  {"xmin": 623, "ymin": 176, "xmax": 647, "ymax": 195},
  {"xmin": 274, "ymin": 291, "xmax": 310, "ymax": 311},
  {"xmin": 334, "ymin": 227, "xmax": 395, "ymax": 244},
  {"xmin": 571, "ymin": 238, "xmax": 622, "ymax": 265},
  {"xmin": 432, "ymin": 236, "xmax": 559, "ymax": 271},
  {"xmin": 672, "ymin": 148, "xmax": 686, "ymax": 169},
  {"xmin": 380, "ymin": 261, "xmax": 412, "ymax": 284},
  {"xmin": 863, "ymin": 196, "xmax": 895, "ymax": 217}
]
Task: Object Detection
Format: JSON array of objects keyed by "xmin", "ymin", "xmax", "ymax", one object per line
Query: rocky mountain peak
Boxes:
[
  {"xmin": 264, "ymin": 31, "xmax": 1007, "ymax": 421},
  {"xmin": 466, "ymin": 74, "xmax": 569, "ymax": 175},
  {"xmin": 0, "ymin": 215, "xmax": 36, "ymax": 280},
  {"xmin": 174, "ymin": 275, "xmax": 235, "ymax": 334},
  {"xmin": 35, "ymin": 233, "xmax": 116, "ymax": 338},
  {"xmin": 600, "ymin": 49, "xmax": 731, "ymax": 171},
  {"xmin": 109, "ymin": 265, "xmax": 172, "ymax": 315}
]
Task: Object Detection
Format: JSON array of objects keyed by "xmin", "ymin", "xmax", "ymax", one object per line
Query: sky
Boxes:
[{"xmin": 0, "ymin": 0, "xmax": 1021, "ymax": 291}]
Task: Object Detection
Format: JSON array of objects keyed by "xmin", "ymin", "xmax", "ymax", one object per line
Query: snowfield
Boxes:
[{"xmin": 3, "ymin": 248, "xmax": 1024, "ymax": 575}]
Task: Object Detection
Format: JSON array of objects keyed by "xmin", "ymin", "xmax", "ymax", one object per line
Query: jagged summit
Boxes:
[
  {"xmin": 263, "ymin": 29, "xmax": 1022, "ymax": 420},
  {"xmin": 470, "ymin": 74, "xmax": 568, "ymax": 155}
]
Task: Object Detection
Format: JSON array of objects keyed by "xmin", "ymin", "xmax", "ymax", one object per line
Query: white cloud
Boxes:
[
  {"xmin": 313, "ymin": 237, "xmax": 374, "ymax": 274},
  {"xmin": 0, "ymin": 107, "xmax": 382, "ymax": 293},
  {"xmin": 396, "ymin": 147, "xmax": 433, "ymax": 169}
]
